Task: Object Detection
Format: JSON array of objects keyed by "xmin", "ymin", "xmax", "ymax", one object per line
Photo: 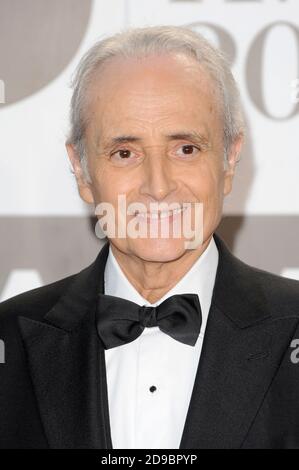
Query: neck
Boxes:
[{"xmin": 109, "ymin": 236, "xmax": 213, "ymax": 304}]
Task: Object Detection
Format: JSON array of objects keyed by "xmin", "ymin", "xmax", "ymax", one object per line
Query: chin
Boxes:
[{"xmin": 128, "ymin": 237, "xmax": 189, "ymax": 263}]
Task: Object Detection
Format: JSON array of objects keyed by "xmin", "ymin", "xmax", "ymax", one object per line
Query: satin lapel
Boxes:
[
  {"xmin": 18, "ymin": 242, "xmax": 113, "ymax": 449},
  {"xmin": 179, "ymin": 303, "xmax": 298, "ymax": 449},
  {"xmin": 179, "ymin": 233, "xmax": 299, "ymax": 449}
]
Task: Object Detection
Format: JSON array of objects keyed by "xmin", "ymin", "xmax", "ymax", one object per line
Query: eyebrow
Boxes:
[
  {"xmin": 105, "ymin": 135, "xmax": 142, "ymax": 146},
  {"xmin": 102, "ymin": 131, "xmax": 209, "ymax": 150},
  {"xmin": 166, "ymin": 132, "xmax": 209, "ymax": 145}
]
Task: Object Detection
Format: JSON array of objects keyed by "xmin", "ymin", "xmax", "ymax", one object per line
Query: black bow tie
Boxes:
[{"xmin": 96, "ymin": 293, "xmax": 202, "ymax": 349}]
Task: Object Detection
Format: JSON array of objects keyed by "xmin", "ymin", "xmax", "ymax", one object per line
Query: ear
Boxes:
[
  {"xmin": 223, "ymin": 133, "xmax": 244, "ymax": 196},
  {"xmin": 66, "ymin": 143, "xmax": 95, "ymax": 204}
]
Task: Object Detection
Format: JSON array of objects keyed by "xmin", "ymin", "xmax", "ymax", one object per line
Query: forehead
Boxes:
[{"xmin": 86, "ymin": 53, "xmax": 222, "ymax": 139}]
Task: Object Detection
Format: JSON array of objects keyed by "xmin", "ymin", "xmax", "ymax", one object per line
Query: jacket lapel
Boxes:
[
  {"xmin": 179, "ymin": 233, "xmax": 299, "ymax": 449},
  {"xmin": 18, "ymin": 241, "xmax": 112, "ymax": 449}
]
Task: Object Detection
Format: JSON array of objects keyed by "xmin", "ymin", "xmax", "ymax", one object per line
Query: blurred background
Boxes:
[{"xmin": 0, "ymin": 0, "xmax": 299, "ymax": 301}]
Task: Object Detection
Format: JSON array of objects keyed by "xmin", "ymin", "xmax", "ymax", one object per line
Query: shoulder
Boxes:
[
  {"xmin": 214, "ymin": 233, "xmax": 299, "ymax": 323},
  {"xmin": 238, "ymin": 257, "xmax": 299, "ymax": 320},
  {"xmin": 0, "ymin": 273, "xmax": 77, "ymax": 332},
  {"xmin": 0, "ymin": 241, "xmax": 109, "ymax": 334}
]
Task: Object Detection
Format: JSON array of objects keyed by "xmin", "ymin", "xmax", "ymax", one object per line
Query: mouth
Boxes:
[{"xmin": 133, "ymin": 206, "xmax": 187, "ymax": 220}]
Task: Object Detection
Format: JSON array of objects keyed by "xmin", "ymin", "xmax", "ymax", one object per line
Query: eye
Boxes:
[
  {"xmin": 175, "ymin": 144, "xmax": 201, "ymax": 157},
  {"xmin": 111, "ymin": 149, "xmax": 134, "ymax": 159},
  {"xmin": 109, "ymin": 148, "xmax": 139, "ymax": 165}
]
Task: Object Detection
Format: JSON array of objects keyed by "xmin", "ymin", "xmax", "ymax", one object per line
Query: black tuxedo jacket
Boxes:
[{"xmin": 1, "ymin": 233, "xmax": 299, "ymax": 449}]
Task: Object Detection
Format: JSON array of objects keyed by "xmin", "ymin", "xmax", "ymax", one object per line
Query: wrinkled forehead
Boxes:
[{"xmin": 84, "ymin": 52, "xmax": 223, "ymax": 127}]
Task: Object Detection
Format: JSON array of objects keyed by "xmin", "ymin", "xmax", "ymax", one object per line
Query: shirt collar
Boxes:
[{"xmin": 104, "ymin": 235, "xmax": 219, "ymax": 334}]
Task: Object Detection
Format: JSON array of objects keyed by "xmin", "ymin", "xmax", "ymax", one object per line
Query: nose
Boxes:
[{"xmin": 139, "ymin": 147, "xmax": 177, "ymax": 201}]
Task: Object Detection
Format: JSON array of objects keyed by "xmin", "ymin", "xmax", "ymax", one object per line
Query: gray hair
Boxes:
[{"xmin": 67, "ymin": 25, "xmax": 245, "ymax": 180}]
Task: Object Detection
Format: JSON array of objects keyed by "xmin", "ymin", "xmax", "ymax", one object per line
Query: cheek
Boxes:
[
  {"xmin": 188, "ymin": 163, "xmax": 223, "ymax": 203},
  {"xmin": 91, "ymin": 166, "xmax": 135, "ymax": 205},
  {"xmin": 193, "ymin": 167, "xmax": 225, "ymax": 233}
]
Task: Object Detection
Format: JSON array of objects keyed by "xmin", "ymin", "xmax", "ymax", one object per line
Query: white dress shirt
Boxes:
[{"xmin": 104, "ymin": 235, "xmax": 219, "ymax": 449}]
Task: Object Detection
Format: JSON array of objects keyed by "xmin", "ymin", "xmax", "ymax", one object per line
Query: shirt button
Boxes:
[{"xmin": 149, "ymin": 385, "xmax": 157, "ymax": 393}]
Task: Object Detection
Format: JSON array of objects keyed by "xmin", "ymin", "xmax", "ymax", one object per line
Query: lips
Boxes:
[{"xmin": 134, "ymin": 206, "xmax": 187, "ymax": 220}]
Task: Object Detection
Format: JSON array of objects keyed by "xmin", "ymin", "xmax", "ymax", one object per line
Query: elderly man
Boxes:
[{"xmin": 1, "ymin": 25, "xmax": 299, "ymax": 450}]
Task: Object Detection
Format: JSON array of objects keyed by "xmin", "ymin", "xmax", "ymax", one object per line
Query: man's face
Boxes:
[{"xmin": 68, "ymin": 53, "xmax": 242, "ymax": 262}]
